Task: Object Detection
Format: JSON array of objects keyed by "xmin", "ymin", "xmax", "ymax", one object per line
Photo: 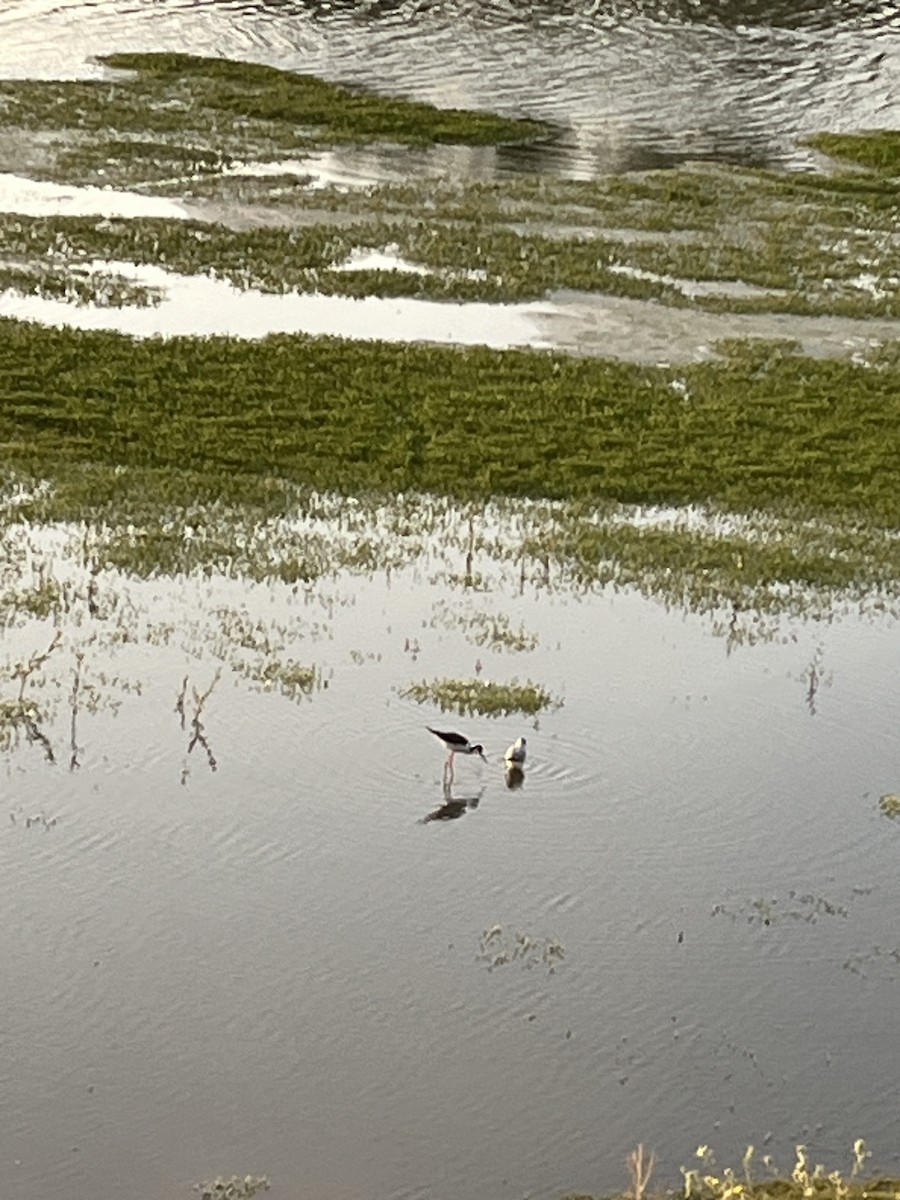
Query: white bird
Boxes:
[{"xmin": 504, "ymin": 736, "xmax": 527, "ymax": 765}]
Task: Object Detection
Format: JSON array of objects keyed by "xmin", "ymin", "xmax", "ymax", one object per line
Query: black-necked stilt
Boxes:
[
  {"xmin": 427, "ymin": 727, "xmax": 487, "ymax": 770},
  {"xmin": 504, "ymin": 736, "xmax": 527, "ymax": 765}
]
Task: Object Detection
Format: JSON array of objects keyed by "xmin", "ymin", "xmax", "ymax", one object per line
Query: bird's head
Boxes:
[{"xmin": 472, "ymin": 744, "xmax": 487, "ymax": 761}]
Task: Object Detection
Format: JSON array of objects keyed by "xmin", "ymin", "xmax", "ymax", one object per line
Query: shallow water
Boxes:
[
  {"xmin": 3, "ymin": 1, "xmax": 900, "ymax": 1195},
  {"xmin": 5, "ymin": 258, "xmax": 900, "ymax": 361},
  {"xmin": 0, "ymin": 257, "xmax": 557, "ymax": 348},
  {"xmin": 2, "ymin": 511, "xmax": 900, "ymax": 1200}
]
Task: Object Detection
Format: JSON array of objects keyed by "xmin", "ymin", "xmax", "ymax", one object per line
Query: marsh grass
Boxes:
[
  {"xmin": 402, "ymin": 676, "xmax": 559, "ymax": 716},
  {"xmin": 4, "ymin": 323, "xmax": 900, "ymax": 528},
  {"xmin": 0, "ymin": 259, "xmax": 162, "ymax": 308},
  {"xmin": 4, "ymin": 68, "xmax": 900, "ymax": 318},
  {"xmin": 678, "ymin": 1141, "xmax": 886, "ymax": 1200},
  {"xmin": 0, "ymin": 53, "xmax": 546, "ymax": 171}
]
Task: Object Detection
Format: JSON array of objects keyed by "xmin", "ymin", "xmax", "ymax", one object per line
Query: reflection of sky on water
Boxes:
[
  {"xmin": 0, "ymin": 171, "xmax": 190, "ymax": 219},
  {"xmin": 0, "ymin": 258, "xmax": 556, "ymax": 347}
]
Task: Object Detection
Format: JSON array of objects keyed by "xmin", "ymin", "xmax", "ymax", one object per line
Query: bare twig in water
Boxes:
[
  {"xmin": 69, "ymin": 650, "xmax": 84, "ymax": 771},
  {"xmin": 175, "ymin": 675, "xmax": 189, "ymax": 729},
  {"xmin": 181, "ymin": 669, "xmax": 221, "ymax": 783},
  {"xmin": 24, "ymin": 715, "xmax": 55, "ymax": 764},
  {"xmin": 86, "ymin": 569, "xmax": 100, "ymax": 618},
  {"xmin": 626, "ymin": 1144, "xmax": 656, "ymax": 1200},
  {"xmin": 0, "ymin": 631, "xmax": 63, "ymax": 762},
  {"xmin": 14, "ymin": 630, "xmax": 62, "ymax": 701}
]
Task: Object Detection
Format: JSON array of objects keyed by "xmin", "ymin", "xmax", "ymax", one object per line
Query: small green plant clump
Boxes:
[
  {"xmin": 477, "ymin": 924, "xmax": 566, "ymax": 973},
  {"xmin": 402, "ymin": 676, "xmax": 559, "ymax": 716},
  {"xmin": 194, "ymin": 1176, "xmax": 269, "ymax": 1200}
]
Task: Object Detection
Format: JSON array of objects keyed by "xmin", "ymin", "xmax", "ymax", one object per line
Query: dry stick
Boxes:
[
  {"xmin": 174, "ymin": 675, "xmax": 189, "ymax": 729},
  {"xmin": 626, "ymin": 1144, "xmax": 656, "ymax": 1200},
  {"xmin": 14, "ymin": 629, "xmax": 63, "ymax": 702},
  {"xmin": 187, "ymin": 668, "xmax": 222, "ymax": 774},
  {"xmin": 69, "ymin": 650, "xmax": 84, "ymax": 771},
  {"xmin": 14, "ymin": 630, "xmax": 63, "ymax": 764}
]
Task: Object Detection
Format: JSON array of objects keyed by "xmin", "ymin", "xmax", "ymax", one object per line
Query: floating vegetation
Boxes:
[
  {"xmin": 477, "ymin": 924, "xmax": 566, "ymax": 973},
  {"xmin": 402, "ymin": 676, "xmax": 559, "ymax": 716},
  {"xmin": 234, "ymin": 657, "xmax": 318, "ymax": 701},
  {"xmin": 712, "ymin": 890, "xmax": 852, "ymax": 927},
  {"xmin": 844, "ymin": 944, "xmax": 900, "ymax": 979},
  {"xmin": 431, "ymin": 600, "xmax": 539, "ymax": 652},
  {"xmin": 194, "ymin": 1177, "xmax": 270, "ymax": 1200},
  {"xmin": 879, "ymin": 793, "xmax": 900, "ymax": 819}
]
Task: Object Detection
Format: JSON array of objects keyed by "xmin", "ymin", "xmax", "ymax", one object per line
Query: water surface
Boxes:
[{"xmin": 2, "ymin": 513, "xmax": 900, "ymax": 1200}]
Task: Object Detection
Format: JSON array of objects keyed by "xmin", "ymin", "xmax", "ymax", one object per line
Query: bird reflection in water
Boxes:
[
  {"xmin": 504, "ymin": 736, "xmax": 526, "ymax": 790},
  {"xmin": 504, "ymin": 763, "xmax": 525, "ymax": 790},
  {"xmin": 422, "ymin": 777, "xmax": 484, "ymax": 823}
]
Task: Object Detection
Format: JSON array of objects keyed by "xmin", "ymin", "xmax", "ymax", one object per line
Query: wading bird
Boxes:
[{"xmin": 427, "ymin": 727, "xmax": 487, "ymax": 779}]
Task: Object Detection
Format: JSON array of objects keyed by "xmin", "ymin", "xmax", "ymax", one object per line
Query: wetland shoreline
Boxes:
[{"xmin": 3, "ymin": 52, "xmax": 900, "ymax": 1197}]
